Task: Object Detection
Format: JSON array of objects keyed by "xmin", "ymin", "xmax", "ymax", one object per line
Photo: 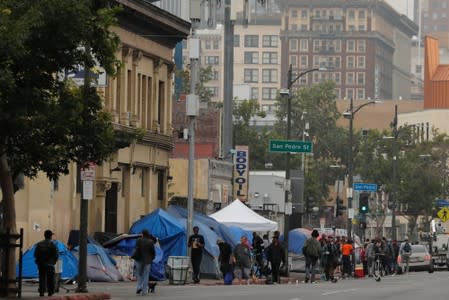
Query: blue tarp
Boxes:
[
  {"xmin": 128, "ymin": 208, "xmax": 186, "ymax": 262},
  {"xmin": 280, "ymin": 229, "xmax": 309, "ymax": 255},
  {"xmin": 226, "ymin": 225, "xmax": 253, "ymax": 245},
  {"xmin": 17, "ymin": 240, "xmax": 78, "ymax": 279}
]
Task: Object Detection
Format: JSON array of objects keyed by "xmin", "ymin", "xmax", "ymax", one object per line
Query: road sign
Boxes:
[
  {"xmin": 269, "ymin": 140, "xmax": 313, "ymax": 153},
  {"xmin": 436, "ymin": 199, "xmax": 449, "ymax": 207},
  {"xmin": 437, "ymin": 207, "xmax": 449, "ymax": 222},
  {"xmin": 353, "ymin": 183, "xmax": 378, "ymax": 192},
  {"xmin": 81, "ymin": 162, "xmax": 96, "ymax": 181}
]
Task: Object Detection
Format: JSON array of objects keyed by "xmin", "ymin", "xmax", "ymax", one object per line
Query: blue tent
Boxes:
[
  {"xmin": 226, "ymin": 225, "xmax": 253, "ymax": 245},
  {"xmin": 129, "ymin": 208, "xmax": 186, "ymax": 262},
  {"xmin": 17, "ymin": 240, "xmax": 78, "ymax": 280},
  {"xmin": 280, "ymin": 229, "xmax": 309, "ymax": 255}
]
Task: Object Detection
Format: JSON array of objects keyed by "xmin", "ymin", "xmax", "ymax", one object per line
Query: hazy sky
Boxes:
[{"xmin": 385, "ymin": 0, "xmax": 414, "ymax": 19}]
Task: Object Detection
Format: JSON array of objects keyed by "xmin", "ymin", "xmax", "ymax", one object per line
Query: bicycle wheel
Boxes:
[{"xmin": 373, "ymin": 261, "xmax": 381, "ymax": 282}]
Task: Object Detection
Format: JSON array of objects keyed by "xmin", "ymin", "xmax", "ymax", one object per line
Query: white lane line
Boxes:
[
  {"xmin": 290, "ymin": 298, "xmax": 302, "ymax": 300},
  {"xmin": 322, "ymin": 288, "xmax": 358, "ymax": 296}
]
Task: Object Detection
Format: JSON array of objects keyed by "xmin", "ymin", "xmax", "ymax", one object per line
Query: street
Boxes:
[{"xmin": 20, "ymin": 271, "xmax": 449, "ymax": 300}]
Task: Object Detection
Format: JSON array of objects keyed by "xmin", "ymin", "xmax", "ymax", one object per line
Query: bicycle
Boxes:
[{"xmin": 373, "ymin": 253, "xmax": 385, "ymax": 282}]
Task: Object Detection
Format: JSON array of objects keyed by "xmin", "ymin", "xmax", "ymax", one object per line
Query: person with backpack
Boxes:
[
  {"xmin": 34, "ymin": 230, "xmax": 59, "ymax": 297},
  {"xmin": 302, "ymin": 229, "xmax": 321, "ymax": 283},
  {"xmin": 399, "ymin": 236, "xmax": 412, "ymax": 274}
]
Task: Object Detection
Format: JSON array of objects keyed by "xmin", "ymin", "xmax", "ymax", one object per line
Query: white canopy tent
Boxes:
[{"xmin": 210, "ymin": 199, "xmax": 278, "ymax": 231}]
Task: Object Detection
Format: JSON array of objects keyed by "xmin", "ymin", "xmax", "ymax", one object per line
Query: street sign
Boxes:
[
  {"xmin": 83, "ymin": 180, "xmax": 94, "ymax": 200},
  {"xmin": 269, "ymin": 140, "xmax": 313, "ymax": 153},
  {"xmin": 81, "ymin": 162, "xmax": 96, "ymax": 181},
  {"xmin": 353, "ymin": 183, "xmax": 378, "ymax": 192},
  {"xmin": 436, "ymin": 199, "xmax": 449, "ymax": 207},
  {"xmin": 437, "ymin": 207, "xmax": 449, "ymax": 222}
]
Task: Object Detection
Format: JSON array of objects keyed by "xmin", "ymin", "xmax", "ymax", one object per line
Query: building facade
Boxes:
[
  {"xmin": 279, "ymin": 0, "xmax": 418, "ymax": 100},
  {"xmin": 14, "ymin": 1, "xmax": 190, "ymax": 248}
]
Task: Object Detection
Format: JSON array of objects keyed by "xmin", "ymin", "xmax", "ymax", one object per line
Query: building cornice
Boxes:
[{"xmin": 113, "ymin": 123, "xmax": 174, "ymax": 151}]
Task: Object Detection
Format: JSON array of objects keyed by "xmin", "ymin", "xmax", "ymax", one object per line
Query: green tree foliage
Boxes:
[
  {"xmin": 177, "ymin": 65, "xmax": 214, "ymax": 103},
  {"xmin": 0, "ymin": 1, "xmax": 120, "ymax": 295}
]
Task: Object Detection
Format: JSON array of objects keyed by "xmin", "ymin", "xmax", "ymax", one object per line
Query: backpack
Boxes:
[
  {"xmin": 303, "ymin": 238, "xmax": 320, "ymax": 258},
  {"xmin": 403, "ymin": 242, "xmax": 411, "ymax": 254}
]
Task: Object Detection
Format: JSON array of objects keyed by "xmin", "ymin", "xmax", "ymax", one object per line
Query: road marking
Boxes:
[
  {"xmin": 322, "ymin": 288, "xmax": 358, "ymax": 296},
  {"xmin": 290, "ymin": 298, "xmax": 302, "ymax": 300}
]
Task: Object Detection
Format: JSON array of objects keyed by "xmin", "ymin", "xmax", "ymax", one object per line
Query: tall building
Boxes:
[{"xmin": 279, "ymin": 0, "xmax": 418, "ymax": 100}]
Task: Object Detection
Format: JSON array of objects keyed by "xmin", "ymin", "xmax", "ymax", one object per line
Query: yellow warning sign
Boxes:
[{"xmin": 437, "ymin": 207, "xmax": 449, "ymax": 222}]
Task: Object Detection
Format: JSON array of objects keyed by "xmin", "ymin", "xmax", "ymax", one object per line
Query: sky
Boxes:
[{"xmin": 385, "ymin": 0, "xmax": 415, "ymax": 20}]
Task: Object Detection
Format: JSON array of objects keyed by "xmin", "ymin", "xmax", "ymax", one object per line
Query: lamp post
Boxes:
[
  {"xmin": 282, "ymin": 64, "xmax": 324, "ymax": 275},
  {"xmin": 391, "ymin": 105, "xmax": 399, "ymax": 241},
  {"xmin": 343, "ymin": 98, "xmax": 377, "ymax": 239}
]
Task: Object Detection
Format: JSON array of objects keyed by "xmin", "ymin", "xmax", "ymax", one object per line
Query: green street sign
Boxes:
[{"xmin": 269, "ymin": 140, "xmax": 313, "ymax": 153}]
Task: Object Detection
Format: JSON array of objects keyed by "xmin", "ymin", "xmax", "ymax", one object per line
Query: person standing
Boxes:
[
  {"xmin": 341, "ymin": 239, "xmax": 354, "ymax": 278},
  {"xmin": 217, "ymin": 239, "xmax": 233, "ymax": 285},
  {"xmin": 34, "ymin": 230, "xmax": 59, "ymax": 297},
  {"xmin": 322, "ymin": 236, "xmax": 338, "ymax": 282},
  {"xmin": 252, "ymin": 232, "xmax": 264, "ymax": 268},
  {"xmin": 266, "ymin": 236, "xmax": 285, "ymax": 284},
  {"xmin": 233, "ymin": 235, "xmax": 252, "ymax": 285},
  {"xmin": 399, "ymin": 236, "xmax": 412, "ymax": 274},
  {"xmin": 302, "ymin": 230, "xmax": 321, "ymax": 283},
  {"xmin": 133, "ymin": 229, "xmax": 155, "ymax": 295},
  {"xmin": 188, "ymin": 226, "xmax": 205, "ymax": 283}
]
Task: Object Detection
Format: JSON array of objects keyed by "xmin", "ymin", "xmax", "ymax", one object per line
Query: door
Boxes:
[{"xmin": 105, "ymin": 182, "xmax": 118, "ymax": 233}]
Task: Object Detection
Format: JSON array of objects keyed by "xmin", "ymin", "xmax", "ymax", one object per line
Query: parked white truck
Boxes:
[{"xmin": 429, "ymin": 219, "xmax": 449, "ymax": 270}]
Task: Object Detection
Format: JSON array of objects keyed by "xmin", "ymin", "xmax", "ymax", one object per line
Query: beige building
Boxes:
[{"xmin": 13, "ymin": 1, "xmax": 190, "ymax": 248}]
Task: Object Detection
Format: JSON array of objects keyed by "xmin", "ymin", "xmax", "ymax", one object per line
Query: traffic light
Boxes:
[
  {"xmin": 359, "ymin": 193, "xmax": 369, "ymax": 214},
  {"xmin": 336, "ymin": 196, "xmax": 346, "ymax": 217}
]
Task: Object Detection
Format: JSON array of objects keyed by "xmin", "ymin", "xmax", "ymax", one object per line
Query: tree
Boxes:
[
  {"xmin": 0, "ymin": 1, "xmax": 120, "ymax": 296},
  {"xmin": 177, "ymin": 65, "xmax": 215, "ymax": 104}
]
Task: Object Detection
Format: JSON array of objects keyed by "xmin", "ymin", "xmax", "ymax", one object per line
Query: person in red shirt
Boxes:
[{"xmin": 341, "ymin": 239, "xmax": 354, "ymax": 278}]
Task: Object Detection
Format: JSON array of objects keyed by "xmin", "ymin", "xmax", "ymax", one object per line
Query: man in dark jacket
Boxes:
[
  {"xmin": 303, "ymin": 229, "xmax": 321, "ymax": 283},
  {"xmin": 34, "ymin": 230, "xmax": 59, "ymax": 297},
  {"xmin": 217, "ymin": 239, "xmax": 233, "ymax": 284},
  {"xmin": 267, "ymin": 236, "xmax": 285, "ymax": 284},
  {"xmin": 188, "ymin": 226, "xmax": 205, "ymax": 283},
  {"xmin": 134, "ymin": 229, "xmax": 156, "ymax": 295},
  {"xmin": 252, "ymin": 232, "xmax": 264, "ymax": 268}
]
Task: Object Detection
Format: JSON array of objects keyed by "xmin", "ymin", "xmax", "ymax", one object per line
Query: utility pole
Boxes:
[
  {"xmin": 187, "ymin": 2, "xmax": 201, "ymax": 252},
  {"xmin": 223, "ymin": 0, "xmax": 234, "ymax": 162},
  {"xmin": 347, "ymin": 97, "xmax": 354, "ymax": 239},
  {"xmin": 391, "ymin": 105, "xmax": 398, "ymax": 241}
]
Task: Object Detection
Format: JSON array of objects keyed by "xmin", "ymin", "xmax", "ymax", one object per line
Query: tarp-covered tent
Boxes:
[
  {"xmin": 226, "ymin": 225, "xmax": 253, "ymax": 244},
  {"xmin": 166, "ymin": 206, "xmax": 221, "ymax": 277},
  {"xmin": 280, "ymin": 228, "xmax": 310, "ymax": 255},
  {"xmin": 210, "ymin": 199, "xmax": 278, "ymax": 231},
  {"xmin": 72, "ymin": 243, "xmax": 123, "ymax": 282},
  {"xmin": 128, "ymin": 208, "xmax": 186, "ymax": 262},
  {"xmin": 17, "ymin": 240, "xmax": 78, "ymax": 280}
]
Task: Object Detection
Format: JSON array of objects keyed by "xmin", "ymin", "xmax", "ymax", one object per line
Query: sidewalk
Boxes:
[{"xmin": 18, "ymin": 272, "xmax": 305, "ymax": 299}]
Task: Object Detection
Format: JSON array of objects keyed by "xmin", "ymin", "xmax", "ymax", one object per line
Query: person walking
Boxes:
[
  {"xmin": 322, "ymin": 236, "xmax": 338, "ymax": 282},
  {"xmin": 266, "ymin": 236, "xmax": 285, "ymax": 284},
  {"xmin": 217, "ymin": 239, "xmax": 233, "ymax": 285},
  {"xmin": 34, "ymin": 230, "xmax": 59, "ymax": 297},
  {"xmin": 133, "ymin": 229, "xmax": 155, "ymax": 295},
  {"xmin": 302, "ymin": 229, "xmax": 321, "ymax": 283},
  {"xmin": 233, "ymin": 235, "xmax": 252, "ymax": 285},
  {"xmin": 399, "ymin": 236, "xmax": 412, "ymax": 274},
  {"xmin": 188, "ymin": 226, "xmax": 205, "ymax": 283}
]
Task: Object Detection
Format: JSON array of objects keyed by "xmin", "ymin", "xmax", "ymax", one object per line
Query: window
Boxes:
[
  {"xmin": 213, "ymin": 39, "xmax": 219, "ymax": 49},
  {"xmin": 205, "ymin": 40, "xmax": 211, "ymax": 49},
  {"xmin": 262, "ymin": 69, "xmax": 278, "ymax": 83},
  {"xmin": 262, "ymin": 88, "xmax": 277, "ymax": 100},
  {"xmin": 244, "ymin": 69, "xmax": 258, "ymax": 83},
  {"xmin": 212, "ymin": 71, "xmax": 219, "ymax": 81},
  {"xmin": 335, "ymin": 88, "xmax": 341, "ymax": 98},
  {"xmin": 347, "ymin": 40, "xmax": 355, "ymax": 52},
  {"xmin": 357, "ymin": 72, "xmax": 365, "ymax": 85},
  {"xmin": 244, "ymin": 35, "xmax": 259, "ymax": 47},
  {"xmin": 359, "ymin": 10, "xmax": 365, "ymax": 19},
  {"xmin": 301, "ymin": 10, "xmax": 308, "ymax": 18},
  {"xmin": 328, "ymin": 56, "xmax": 341, "ymax": 68},
  {"xmin": 250, "ymin": 87, "xmax": 259, "ymax": 100},
  {"xmin": 234, "ymin": 35, "xmax": 240, "ymax": 47},
  {"xmin": 348, "ymin": 10, "xmax": 355, "ymax": 19},
  {"xmin": 313, "ymin": 55, "xmax": 320, "ymax": 67},
  {"xmin": 244, "ymin": 52, "xmax": 259, "ymax": 64},
  {"xmin": 141, "ymin": 168, "xmax": 146, "ymax": 197},
  {"xmin": 300, "ymin": 55, "xmax": 308, "ymax": 67},
  {"xmin": 357, "ymin": 40, "xmax": 366, "ymax": 52},
  {"xmin": 205, "ymin": 56, "xmax": 219, "ymax": 65},
  {"xmin": 207, "ymin": 87, "xmax": 219, "ymax": 97},
  {"xmin": 263, "ymin": 35, "xmax": 278, "ymax": 47},
  {"xmin": 263, "ymin": 52, "xmax": 278, "ymax": 64},
  {"xmin": 157, "ymin": 170, "xmax": 165, "ymax": 201},
  {"xmin": 313, "ymin": 39, "xmax": 321, "ymax": 52},
  {"xmin": 346, "ymin": 72, "xmax": 354, "ymax": 85},
  {"xmin": 357, "ymin": 88, "xmax": 365, "ymax": 99},
  {"xmin": 358, "ymin": 25, "xmax": 365, "ymax": 31},
  {"xmin": 335, "ymin": 40, "xmax": 341, "ymax": 52},
  {"xmin": 300, "ymin": 39, "xmax": 308, "ymax": 51},
  {"xmin": 301, "ymin": 24, "xmax": 308, "ymax": 30},
  {"xmin": 346, "ymin": 88, "xmax": 354, "ymax": 99},
  {"xmin": 291, "ymin": 24, "xmax": 297, "ymax": 30},
  {"xmin": 333, "ymin": 72, "xmax": 341, "ymax": 84},
  {"xmin": 290, "ymin": 39, "xmax": 298, "ymax": 51},
  {"xmin": 290, "ymin": 55, "xmax": 297, "ymax": 67},
  {"xmin": 357, "ymin": 56, "xmax": 365, "ymax": 69},
  {"xmin": 348, "ymin": 25, "xmax": 355, "ymax": 31},
  {"xmin": 347, "ymin": 56, "xmax": 355, "ymax": 69},
  {"xmin": 291, "ymin": 10, "xmax": 298, "ymax": 18}
]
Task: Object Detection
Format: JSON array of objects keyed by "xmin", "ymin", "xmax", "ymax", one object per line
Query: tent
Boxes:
[
  {"xmin": 128, "ymin": 208, "xmax": 186, "ymax": 262},
  {"xmin": 72, "ymin": 243, "xmax": 123, "ymax": 282},
  {"xmin": 210, "ymin": 199, "xmax": 278, "ymax": 231},
  {"xmin": 17, "ymin": 240, "xmax": 78, "ymax": 280},
  {"xmin": 280, "ymin": 228, "xmax": 310, "ymax": 255}
]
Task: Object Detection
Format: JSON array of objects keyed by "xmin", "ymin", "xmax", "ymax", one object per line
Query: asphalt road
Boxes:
[{"xmin": 21, "ymin": 271, "xmax": 449, "ymax": 300}]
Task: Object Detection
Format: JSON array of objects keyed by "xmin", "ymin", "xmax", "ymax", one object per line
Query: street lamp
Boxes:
[
  {"xmin": 281, "ymin": 64, "xmax": 325, "ymax": 275},
  {"xmin": 343, "ymin": 97, "xmax": 377, "ymax": 239}
]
